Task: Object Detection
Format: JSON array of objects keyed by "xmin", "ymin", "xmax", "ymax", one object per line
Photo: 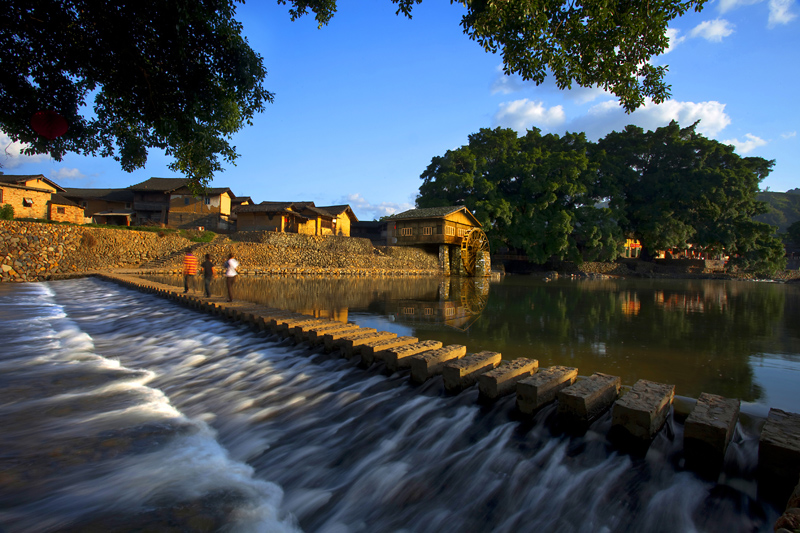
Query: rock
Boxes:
[
  {"xmin": 611, "ymin": 379, "xmax": 674, "ymax": 441},
  {"xmin": 516, "ymin": 365, "xmax": 578, "ymax": 414}
]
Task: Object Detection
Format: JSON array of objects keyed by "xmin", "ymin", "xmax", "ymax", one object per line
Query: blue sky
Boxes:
[{"xmin": 2, "ymin": 0, "xmax": 798, "ymax": 221}]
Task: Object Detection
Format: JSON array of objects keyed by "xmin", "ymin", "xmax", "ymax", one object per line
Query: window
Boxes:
[
  {"xmin": 56, "ymin": 207, "xmax": 66, "ymax": 214},
  {"xmin": 403, "ymin": 307, "xmax": 415, "ymax": 315},
  {"xmin": 457, "ymin": 228, "xmax": 466, "ymax": 237},
  {"xmin": 424, "ymin": 307, "xmax": 433, "ymax": 316},
  {"xmin": 400, "ymin": 227, "xmax": 413, "ymax": 236},
  {"xmin": 445, "ymin": 226, "xmax": 455, "ymax": 236},
  {"xmin": 445, "ymin": 307, "xmax": 455, "ymax": 317},
  {"xmin": 204, "ymin": 197, "xmax": 211, "ymax": 205},
  {"xmin": 422, "ymin": 226, "xmax": 433, "ymax": 236},
  {"xmin": 23, "ymin": 198, "xmax": 33, "ymax": 207},
  {"xmin": 184, "ymin": 197, "xmax": 190, "ymax": 205},
  {"xmin": 0, "ymin": 189, "xmax": 3, "ymax": 203}
]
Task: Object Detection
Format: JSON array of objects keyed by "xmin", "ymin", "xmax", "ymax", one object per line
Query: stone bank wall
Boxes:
[{"xmin": 0, "ymin": 220, "xmax": 192, "ymax": 282}]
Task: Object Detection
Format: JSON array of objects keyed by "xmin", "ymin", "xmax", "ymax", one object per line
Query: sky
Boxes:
[{"xmin": 2, "ymin": 0, "xmax": 798, "ymax": 221}]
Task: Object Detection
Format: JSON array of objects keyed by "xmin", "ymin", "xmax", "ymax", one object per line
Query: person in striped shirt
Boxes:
[{"xmin": 183, "ymin": 251, "xmax": 198, "ymax": 293}]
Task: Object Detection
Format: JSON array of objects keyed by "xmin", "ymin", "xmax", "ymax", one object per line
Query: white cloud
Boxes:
[
  {"xmin": 768, "ymin": 0, "xmax": 798, "ymax": 26},
  {"xmin": 0, "ymin": 131, "xmax": 50, "ymax": 169},
  {"xmin": 663, "ymin": 28, "xmax": 688, "ymax": 53},
  {"xmin": 50, "ymin": 167, "xmax": 87, "ymax": 181},
  {"xmin": 690, "ymin": 19, "xmax": 735, "ymax": 41},
  {"xmin": 490, "ymin": 66, "xmax": 609, "ymax": 104},
  {"xmin": 782, "ymin": 131, "xmax": 797, "ymax": 138},
  {"xmin": 338, "ymin": 193, "xmax": 414, "ymax": 221},
  {"xmin": 568, "ymin": 98, "xmax": 732, "ymax": 140},
  {"xmin": 722, "ymin": 133, "xmax": 769, "ymax": 153},
  {"xmin": 718, "ymin": 0, "xmax": 764, "ymax": 13},
  {"xmin": 494, "ymin": 99, "xmax": 566, "ymax": 132}
]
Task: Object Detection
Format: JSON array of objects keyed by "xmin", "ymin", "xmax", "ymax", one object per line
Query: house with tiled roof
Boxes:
[
  {"xmin": 0, "ymin": 174, "xmax": 83, "ymax": 222},
  {"xmin": 63, "ymin": 188, "xmax": 135, "ymax": 225},
  {"xmin": 383, "ymin": 206, "xmax": 482, "ymax": 246},
  {"xmin": 236, "ymin": 201, "xmax": 356, "ymax": 236},
  {"xmin": 317, "ymin": 205, "xmax": 359, "ymax": 236},
  {"xmin": 127, "ymin": 177, "xmax": 235, "ymax": 230}
]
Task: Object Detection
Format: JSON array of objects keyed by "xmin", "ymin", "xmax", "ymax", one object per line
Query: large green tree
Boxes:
[
  {"xmin": 417, "ymin": 127, "xmax": 622, "ymax": 263},
  {"xmin": 596, "ymin": 121, "xmax": 785, "ymax": 273},
  {"xmin": 2, "ymin": 0, "xmax": 705, "ymax": 187}
]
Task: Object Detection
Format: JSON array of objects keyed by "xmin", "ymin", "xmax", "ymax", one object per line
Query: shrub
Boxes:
[{"xmin": 0, "ymin": 204, "xmax": 15, "ymax": 220}]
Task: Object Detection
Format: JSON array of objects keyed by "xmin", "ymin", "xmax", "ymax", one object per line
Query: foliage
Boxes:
[
  {"xmin": 595, "ymin": 121, "xmax": 785, "ymax": 273},
  {"xmin": 2, "ymin": 0, "xmax": 705, "ymax": 188},
  {"xmin": 417, "ymin": 127, "xmax": 622, "ymax": 263},
  {"xmin": 787, "ymin": 221, "xmax": 800, "ymax": 246},
  {"xmin": 179, "ymin": 229, "xmax": 217, "ymax": 242},
  {"xmin": 754, "ymin": 191, "xmax": 800, "ymax": 233},
  {"xmin": 2, "ymin": 0, "xmax": 270, "ymax": 190},
  {"xmin": 0, "ymin": 204, "xmax": 13, "ymax": 220}
]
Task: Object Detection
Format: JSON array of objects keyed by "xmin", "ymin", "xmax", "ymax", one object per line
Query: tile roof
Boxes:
[
  {"xmin": 127, "ymin": 177, "xmax": 191, "ymax": 192},
  {"xmin": 64, "ymin": 188, "xmax": 134, "ymax": 202},
  {"xmin": 49, "ymin": 194, "xmax": 79, "ymax": 207},
  {"xmin": 0, "ymin": 174, "xmax": 65, "ymax": 192},
  {"xmin": 384, "ymin": 206, "xmax": 467, "ymax": 220},
  {"xmin": 318, "ymin": 204, "xmax": 359, "ymax": 222}
]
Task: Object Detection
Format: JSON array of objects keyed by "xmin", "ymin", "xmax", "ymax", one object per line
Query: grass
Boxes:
[{"xmin": 8, "ymin": 218, "xmax": 217, "ymax": 241}]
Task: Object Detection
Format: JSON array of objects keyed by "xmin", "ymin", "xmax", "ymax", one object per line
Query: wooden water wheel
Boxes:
[{"xmin": 460, "ymin": 228, "xmax": 489, "ymax": 276}]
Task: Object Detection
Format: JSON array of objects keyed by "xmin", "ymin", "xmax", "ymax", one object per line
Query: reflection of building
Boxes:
[
  {"xmin": 388, "ymin": 278, "xmax": 490, "ymax": 331},
  {"xmin": 620, "ymin": 292, "xmax": 641, "ymax": 316}
]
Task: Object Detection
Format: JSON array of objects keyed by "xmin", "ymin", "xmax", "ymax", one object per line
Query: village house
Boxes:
[
  {"xmin": 384, "ymin": 206, "xmax": 483, "ymax": 247},
  {"xmin": 62, "ymin": 188, "xmax": 135, "ymax": 226},
  {"xmin": 317, "ymin": 205, "xmax": 358, "ymax": 237},
  {"xmin": 235, "ymin": 201, "xmax": 333, "ymax": 235},
  {"xmin": 128, "ymin": 177, "xmax": 235, "ymax": 231},
  {"xmin": 0, "ymin": 174, "xmax": 83, "ymax": 223}
]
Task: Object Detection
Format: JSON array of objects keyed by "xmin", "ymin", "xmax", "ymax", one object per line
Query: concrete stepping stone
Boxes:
[
  {"xmin": 684, "ymin": 392, "xmax": 740, "ymax": 467},
  {"xmin": 323, "ymin": 328, "xmax": 377, "ymax": 352},
  {"xmin": 306, "ymin": 323, "xmax": 361, "ymax": 343},
  {"xmin": 759, "ymin": 408, "xmax": 800, "ymax": 486},
  {"xmin": 409, "ymin": 345, "xmax": 467, "ymax": 384},
  {"xmin": 442, "ymin": 351, "xmax": 502, "ymax": 394},
  {"xmin": 293, "ymin": 321, "xmax": 351, "ymax": 341},
  {"xmin": 611, "ymin": 379, "xmax": 675, "ymax": 440},
  {"xmin": 516, "ymin": 365, "xmax": 578, "ymax": 414},
  {"xmin": 557, "ymin": 373, "xmax": 621, "ymax": 424},
  {"xmin": 275, "ymin": 317, "xmax": 329, "ymax": 335},
  {"xmin": 361, "ymin": 336, "xmax": 419, "ymax": 367},
  {"xmin": 383, "ymin": 340, "xmax": 443, "ymax": 372},
  {"xmin": 478, "ymin": 358, "xmax": 538, "ymax": 401},
  {"xmin": 341, "ymin": 331, "xmax": 398, "ymax": 358}
]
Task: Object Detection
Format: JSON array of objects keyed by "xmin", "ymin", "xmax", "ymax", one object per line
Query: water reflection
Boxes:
[{"xmin": 140, "ymin": 274, "xmax": 800, "ymax": 412}]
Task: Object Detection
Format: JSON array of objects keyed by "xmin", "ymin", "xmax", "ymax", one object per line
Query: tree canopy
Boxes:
[
  {"xmin": 2, "ymin": 0, "xmax": 705, "ymax": 187},
  {"xmin": 417, "ymin": 122, "xmax": 786, "ymax": 273}
]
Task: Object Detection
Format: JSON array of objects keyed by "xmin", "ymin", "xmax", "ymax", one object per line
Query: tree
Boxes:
[
  {"xmin": 2, "ymin": 0, "xmax": 705, "ymax": 187},
  {"xmin": 417, "ymin": 127, "xmax": 622, "ymax": 263},
  {"xmin": 596, "ymin": 121, "xmax": 786, "ymax": 273},
  {"xmin": 787, "ymin": 221, "xmax": 800, "ymax": 246}
]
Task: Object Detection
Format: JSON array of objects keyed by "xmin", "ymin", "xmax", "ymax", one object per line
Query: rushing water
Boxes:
[
  {"xmin": 0, "ymin": 277, "xmax": 789, "ymax": 532},
  {"xmin": 146, "ymin": 273, "xmax": 800, "ymax": 414}
]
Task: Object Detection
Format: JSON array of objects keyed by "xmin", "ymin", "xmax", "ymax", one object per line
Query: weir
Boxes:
[{"xmin": 97, "ymin": 272, "xmax": 800, "ymax": 520}]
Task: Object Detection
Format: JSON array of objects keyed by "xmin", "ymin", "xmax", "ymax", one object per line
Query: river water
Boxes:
[{"xmin": 0, "ymin": 276, "xmax": 794, "ymax": 532}]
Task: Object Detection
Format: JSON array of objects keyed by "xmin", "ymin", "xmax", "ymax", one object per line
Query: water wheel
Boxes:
[{"xmin": 460, "ymin": 228, "xmax": 489, "ymax": 276}]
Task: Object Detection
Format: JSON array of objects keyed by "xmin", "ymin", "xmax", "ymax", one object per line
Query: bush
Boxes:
[{"xmin": 0, "ymin": 204, "xmax": 15, "ymax": 220}]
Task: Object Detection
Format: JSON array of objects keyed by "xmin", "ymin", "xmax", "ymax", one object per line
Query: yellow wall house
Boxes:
[
  {"xmin": 236, "ymin": 201, "xmax": 341, "ymax": 235},
  {"xmin": 128, "ymin": 177, "xmax": 235, "ymax": 230},
  {"xmin": 317, "ymin": 205, "xmax": 359, "ymax": 237},
  {"xmin": 385, "ymin": 206, "xmax": 482, "ymax": 246},
  {"xmin": 63, "ymin": 188, "xmax": 135, "ymax": 225},
  {"xmin": 0, "ymin": 174, "xmax": 77, "ymax": 221}
]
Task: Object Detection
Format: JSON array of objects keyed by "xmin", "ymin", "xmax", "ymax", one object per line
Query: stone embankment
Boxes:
[
  {"xmin": 99, "ymin": 271, "xmax": 800, "ymax": 520},
  {"xmin": 0, "ymin": 221, "xmax": 440, "ymax": 282}
]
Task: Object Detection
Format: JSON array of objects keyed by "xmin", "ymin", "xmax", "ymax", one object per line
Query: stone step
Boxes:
[
  {"xmin": 478, "ymin": 358, "xmax": 539, "ymax": 401},
  {"xmin": 684, "ymin": 392, "xmax": 740, "ymax": 469},
  {"xmin": 274, "ymin": 317, "xmax": 331, "ymax": 335},
  {"xmin": 341, "ymin": 331, "xmax": 398, "ymax": 358},
  {"xmin": 306, "ymin": 323, "xmax": 362, "ymax": 344},
  {"xmin": 611, "ymin": 379, "xmax": 675, "ymax": 441},
  {"xmin": 293, "ymin": 321, "xmax": 356, "ymax": 341},
  {"xmin": 382, "ymin": 340, "xmax": 443, "ymax": 372},
  {"xmin": 409, "ymin": 345, "xmax": 467, "ymax": 384},
  {"xmin": 361, "ymin": 336, "xmax": 419, "ymax": 367},
  {"xmin": 557, "ymin": 373, "xmax": 621, "ymax": 424},
  {"xmin": 442, "ymin": 351, "xmax": 502, "ymax": 394},
  {"xmin": 516, "ymin": 365, "xmax": 578, "ymax": 414},
  {"xmin": 759, "ymin": 408, "xmax": 800, "ymax": 487},
  {"xmin": 324, "ymin": 328, "xmax": 378, "ymax": 352}
]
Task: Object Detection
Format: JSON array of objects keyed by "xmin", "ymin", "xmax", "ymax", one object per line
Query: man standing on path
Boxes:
[
  {"xmin": 224, "ymin": 252, "xmax": 239, "ymax": 302},
  {"xmin": 201, "ymin": 253, "xmax": 214, "ymax": 298},
  {"xmin": 183, "ymin": 251, "xmax": 198, "ymax": 293}
]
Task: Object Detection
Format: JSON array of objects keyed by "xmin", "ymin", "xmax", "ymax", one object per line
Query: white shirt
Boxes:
[{"xmin": 225, "ymin": 258, "xmax": 239, "ymax": 277}]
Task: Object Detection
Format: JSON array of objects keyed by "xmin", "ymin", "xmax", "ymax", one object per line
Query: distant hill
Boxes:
[{"xmin": 756, "ymin": 191, "xmax": 800, "ymax": 232}]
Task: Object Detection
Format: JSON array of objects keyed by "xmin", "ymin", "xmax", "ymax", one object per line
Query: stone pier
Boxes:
[
  {"xmin": 478, "ymin": 358, "xmax": 539, "ymax": 402},
  {"xmin": 557, "ymin": 373, "xmax": 621, "ymax": 425},
  {"xmin": 360, "ymin": 336, "xmax": 419, "ymax": 367},
  {"xmin": 684, "ymin": 393, "xmax": 740, "ymax": 470},
  {"xmin": 611, "ymin": 379, "xmax": 675, "ymax": 441},
  {"xmin": 409, "ymin": 345, "xmax": 467, "ymax": 384},
  {"xmin": 516, "ymin": 366, "xmax": 578, "ymax": 415},
  {"xmin": 382, "ymin": 340, "xmax": 444, "ymax": 372},
  {"xmin": 442, "ymin": 351, "xmax": 502, "ymax": 394}
]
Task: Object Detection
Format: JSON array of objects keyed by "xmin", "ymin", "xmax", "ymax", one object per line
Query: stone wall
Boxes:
[{"xmin": 1, "ymin": 222, "xmax": 443, "ymax": 282}]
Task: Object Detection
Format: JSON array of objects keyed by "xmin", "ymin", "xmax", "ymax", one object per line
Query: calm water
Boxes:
[
  {"xmin": 0, "ymin": 277, "xmax": 793, "ymax": 531},
  {"xmin": 147, "ymin": 273, "xmax": 800, "ymax": 414}
]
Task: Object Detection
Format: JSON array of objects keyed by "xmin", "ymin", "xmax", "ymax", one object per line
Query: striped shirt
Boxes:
[{"xmin": 183, "ymin": 253, "xmax": 198, "ymax": 275}]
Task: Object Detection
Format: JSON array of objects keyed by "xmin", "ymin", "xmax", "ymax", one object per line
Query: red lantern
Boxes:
[{"xmin": 31, "ymin": 110, "xmax": 69, "ymax": 140}]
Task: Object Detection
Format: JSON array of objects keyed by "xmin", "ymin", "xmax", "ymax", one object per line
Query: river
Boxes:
[{"xmin": 0, "ymin": 275, "xmax": 795, "ymax": 532}]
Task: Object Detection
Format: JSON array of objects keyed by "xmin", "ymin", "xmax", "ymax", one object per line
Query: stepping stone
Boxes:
[
  {"xmin": 361, "ymin": 336, "xmax": 419, "ymax": 367},
  {"xmin": 759, "ymin": 408, "xmax": 800, "ymax": 485},
  {"xmin": 442, "ymin": 351, "xmax": 502, "ymax": 394},
  {"xmin": 684, "ymin": 392, "xmax": 740, "ymax": 466},
  {"xmin": 478, "ymin": 358, "xmax": 538, "ymax": 401},
  {"xmin": 275, "ymin": 318, "xmax": 329, "ymax": 335},
  {"xmin": 292, "ymin": 321, "xmax": 348, "ymax": 341},
  {"xmin": 340, "ymin": 331, "xmax": 398, "ymax": 358},
  {"xmin": 306, "ymin": 323, "xmax": 361, "ymax": 343},
  {"xmin": 409, "ymin": 345, "xmax": 467, "ymax": 384},
  {"xmin": 611, "ymin": 379, "xmax": 675, "ymax": 440},
  {"xmin": 383, "ymin": 340, "xmax": 443, "ymax": 372},
  {"xmin": 324, "ymin": 328, "xmax": 377, "ymax": 352},
  {"xmin": 516, "ymin": 366, "xmax": 578, "ymax": 414},
  {"xmin": 557, "ymin": 373, "xmax": 621, "ymax": 424}
]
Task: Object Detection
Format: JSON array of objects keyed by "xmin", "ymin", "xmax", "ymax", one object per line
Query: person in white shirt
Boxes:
[{"xmin": 224, "ymin": 252, "xmax": 239, "ymax": 302}]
